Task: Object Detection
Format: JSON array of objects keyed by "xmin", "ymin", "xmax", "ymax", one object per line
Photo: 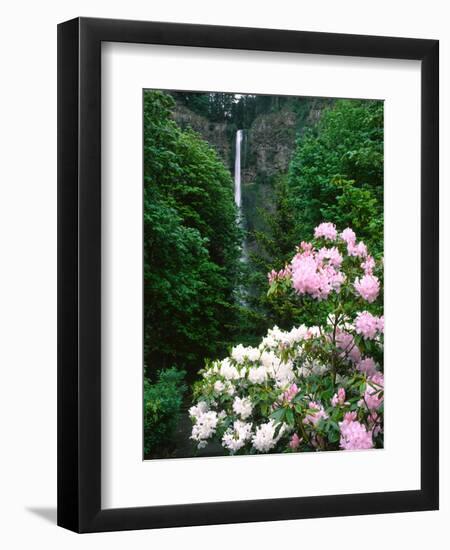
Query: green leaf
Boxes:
[
  {"xmin": 270, "ymin": 408, "xmax": 286, "ymax": 423},
  {"xmin": 286, "ymin": 408, "xmax": 295, "ymax": 426}
]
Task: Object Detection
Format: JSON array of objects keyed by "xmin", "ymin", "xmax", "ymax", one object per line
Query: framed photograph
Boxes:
[{"xmin": 57, "ymin": 17, "xmax": 439, "ymax": 532}]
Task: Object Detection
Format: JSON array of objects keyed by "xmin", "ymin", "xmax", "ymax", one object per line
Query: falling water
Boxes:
[
  {"xmin": 234, "ymin": 129, "xmax": 243, "ymax": 208},
  {"xmin": 234, "ymin": 129, "xmax": 245, "ymax": 252},
  {"xmin": 234, "ymin": 129, "xmax": 248, "ymax": 305}
]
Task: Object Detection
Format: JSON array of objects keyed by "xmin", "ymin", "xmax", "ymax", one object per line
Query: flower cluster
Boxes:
[
  {"xmin": 354, "ymin": 274, "xmax": 380, "ymax": 303},
  {"xmin": 270, "ymin": 224, "xmax": 381, "ymax": 305},
  {"xmin": 190, "ymin": 323, "xmax": 383, "ymax": 453},
  {"xmin": 222, "ymin": 420, "xmax": 253, "ymax": 452},
  {"xmin": 339, "ymin": 413, "xmax": 374, "ymax": 450},
  {"xmin": 314, "ymin": 222, "xmax": 338, "ymax": 240},
  {"xmin": 331, "ymin": 387, "xmax": 347, "ymax": 407},
  {"xmin": 268, "ymin": 265, "xmax": 292, "ymax": 284},
  {"xmin": 290, "ymin": 242, "xmax": 345, "ymax": 301},
  {"xmin": 189, "ymin": 403, "xmax": 220, "ymax": 449},
  {"xmin": 190, "ymin": 224, "xmax": 383, "ymax": 455},
  {"xmin": 355, "ymin": 311, "xmax": 384, "ymax": 340}
]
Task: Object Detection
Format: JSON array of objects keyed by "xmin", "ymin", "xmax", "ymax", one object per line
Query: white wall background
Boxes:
[{"xmin": 0, "ymin": 0, "xmax": 447, "ymax": 547}]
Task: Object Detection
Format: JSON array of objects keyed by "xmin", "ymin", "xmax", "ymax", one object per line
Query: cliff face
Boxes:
[
  {"xmin": 173, "ymin": 101, "xmax": 323, "ymax": 238},
  {"xmin": 172, "ymin": 103, "xmax": 233, "ymax": 168},
  {"xmin": 242, "ymin": 110, "xmax": 297, "ymax": 184},
  {"xmin": 239, "ymin": 109, "xmax": 300, "ymax": 238},
  {"xmin": 172, "ymin": 101, "xmax": 323, "ymax": 183},
  {"xmin": 171, "ymin": 99, "xmax": 328, "ymax": 239}
]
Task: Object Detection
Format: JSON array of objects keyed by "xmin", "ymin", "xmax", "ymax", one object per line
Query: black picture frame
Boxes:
[{"xmin": 57, "ymin": 16, "xmax": 439, "ymax": 533}]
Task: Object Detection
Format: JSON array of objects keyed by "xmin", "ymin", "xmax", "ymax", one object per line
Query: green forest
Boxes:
[{"xmin": 143, "ymin": 89, "xmax": 383, "ymax": 458}]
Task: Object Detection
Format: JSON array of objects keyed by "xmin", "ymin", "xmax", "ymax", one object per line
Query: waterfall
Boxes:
[
  {"xmin": 234, "ymin": 129, "xmax": 243, "ymax": 208},
  {"xmin": 234, "ymin": 129, "xmax": 248, "ymax": 305},
  {"xmin": 234, "ymin": 129, "xmax": 245, "ymax": 248}
]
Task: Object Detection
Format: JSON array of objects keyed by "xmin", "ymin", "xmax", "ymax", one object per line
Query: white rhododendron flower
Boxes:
[
  {"xmin": 219, "ymin": 358, "xmax": 240, "ymax": 380},
  {"xmin": 231, "ymin": 344, "xmax": 260, "ymax": 364},
  {"xmin": 248, "ymin": 365, "xmax": 268, "ymax": 384},
  {"xmin": 245, "ymin": 347, "xmax": 261, "ymax": 362},
  {"xmin": 191, "ymin": 411, "xmax": 219, "ymax": 445},
  {"xmin": 260, "ymin": 350, "xmax": 282, "ymax": 374},
  {"xmin": 222, "ymin": 420, "xmax": 253, "ymax": 452},
  {"xmin": 297, "ymin": 358, "xmax": 329, "ymax": 378},
  {"xmin": 214, "ymin": 380, "xmax": 225, "ymax": 393},
  {"xmin": 252, "ymin": 420, "xmax": 286, "ymax": 453},
  {"xmin": 202, "ymin": 361, "xmax": 219, "ymax": 378},
  {"xmin": 226, "ymin": 383, "xmax": 235, "ymax": 396},
  {"xmin": 232, "ymin": 396, "xmax": 253, "ymax": 420},
  {"xmin": 306, "ymin": 326, "xmax": 321, "ymax": 338},
  {"xmin": 285, "ymin": 325, "xmax": 309, "ymax": 344},
  {"xmin": 273, "ymin": 361, "xmax": 295, "ymax": 387},
  {"xmin": 188, "ymin": 401, "xmax": 209, "ymax": 420},
  {"xmin": 259, "ymin": 326, "xmax": 284, "ymax": 350}
]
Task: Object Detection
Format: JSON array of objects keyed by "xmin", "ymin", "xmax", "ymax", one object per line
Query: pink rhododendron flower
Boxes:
[
  {"xmin": 360, "ymin": 373, "xmax": 384, "ymax": 410},
  {"xmin": 370, "ymin": 372, "xmax": 384, "ymax": 387},
  {"xmin": 339, "ymin": 419, "xmax": 374, "ymax": 450},
  {"xmin": 377, "ymin": 315, "xmax": 384, "ymax": 333},
  {"xmin": 281, "ymin": 383, "xmax": 299, "ymax": 403},
  {"xmin": 314, "ymin": 222, "xmax": 337, "ymax": 241},
  {"xmin": 343, "ymin": 411, "xmax": 357, "ymax": 423},
  {"xmin": 289, "ymin": 433, "xmax": 301, "ymax": 449},
  {"xmin": 303, "ymin": 401, "xmax": 328, "ymax": 426},
  {"xmin": 356, "ymin": 242, "xmax": 367, "ymax": 257},
  {"xmin": 291, "ymin": 253, "xmax": 330, "ymax": 299},
  {"xmin": 268, "ymin": 265, "xmax": 292, "ymax": 284},
  {"xmin": 357, "ymin": 357, "xmax": 378, "ymax": 376},
  {"xmin": 354, "ymin": 274, "xmax": 380, "ymax": 303},
  {"xmin": 361, "ymin": 255, "xmax": 375, "ymax": 274},
  {"xmin": 291, "ymin": 248, "xmax": 345, "ymax": 301},
  {"xmin": 348, "ymin": 241, "xmax": 368, "ymax": 258},
  {"xmin": 318, "ymin": 246, "xmax": 343, "ymax": 267},
  {"xmin": 299, "ymin": 241, "xmax": 313, "ymax": 253},
  {"xmin": 268, "ymin": 270, "xmax": 277, "ymax": 284},
  {"xmin": 340, "ymin": 227, "xmax": 356, "ymax": 246},
  {"xmin": 337, "ymin": 387, "xmax": 346, "ymax": 402},
  {"xmin": 322, "ymin": 264, "xmax": 346, "ymax": 291},
  {"xmin": 355, "ymin": 311, "xmax": 381, "ymax": 339},
  {"xmin": 331, "ymin": 387, "xmax": 346, "ymax": 406},
  {"xmin": 335, "ymin": 329, "xmax": 361, "ymax": 363}
]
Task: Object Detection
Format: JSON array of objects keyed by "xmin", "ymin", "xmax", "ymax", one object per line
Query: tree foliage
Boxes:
[
  {"xmin": 144, "ymin": 91, "xmax": 241, "ymax": 375},
  {"xmin": 171, "ymin": 91, "xmax": 331, "ymax": 134},
  {"xmin": 288, "ymin": 99, "xmax": 384, "ymax": 257},
  {"xmin": 144, "ymin": 367, "xmax": 187, "ymax": 457}
]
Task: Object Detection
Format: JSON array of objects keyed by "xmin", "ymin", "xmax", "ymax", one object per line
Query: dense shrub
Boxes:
[
  {"xmin": 144, "ymin": 367, "xmax": 187, "ymax": 457},
  {"xmin": 190, "ymin": 224, "xmax": 383, "ymax": 454}
]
